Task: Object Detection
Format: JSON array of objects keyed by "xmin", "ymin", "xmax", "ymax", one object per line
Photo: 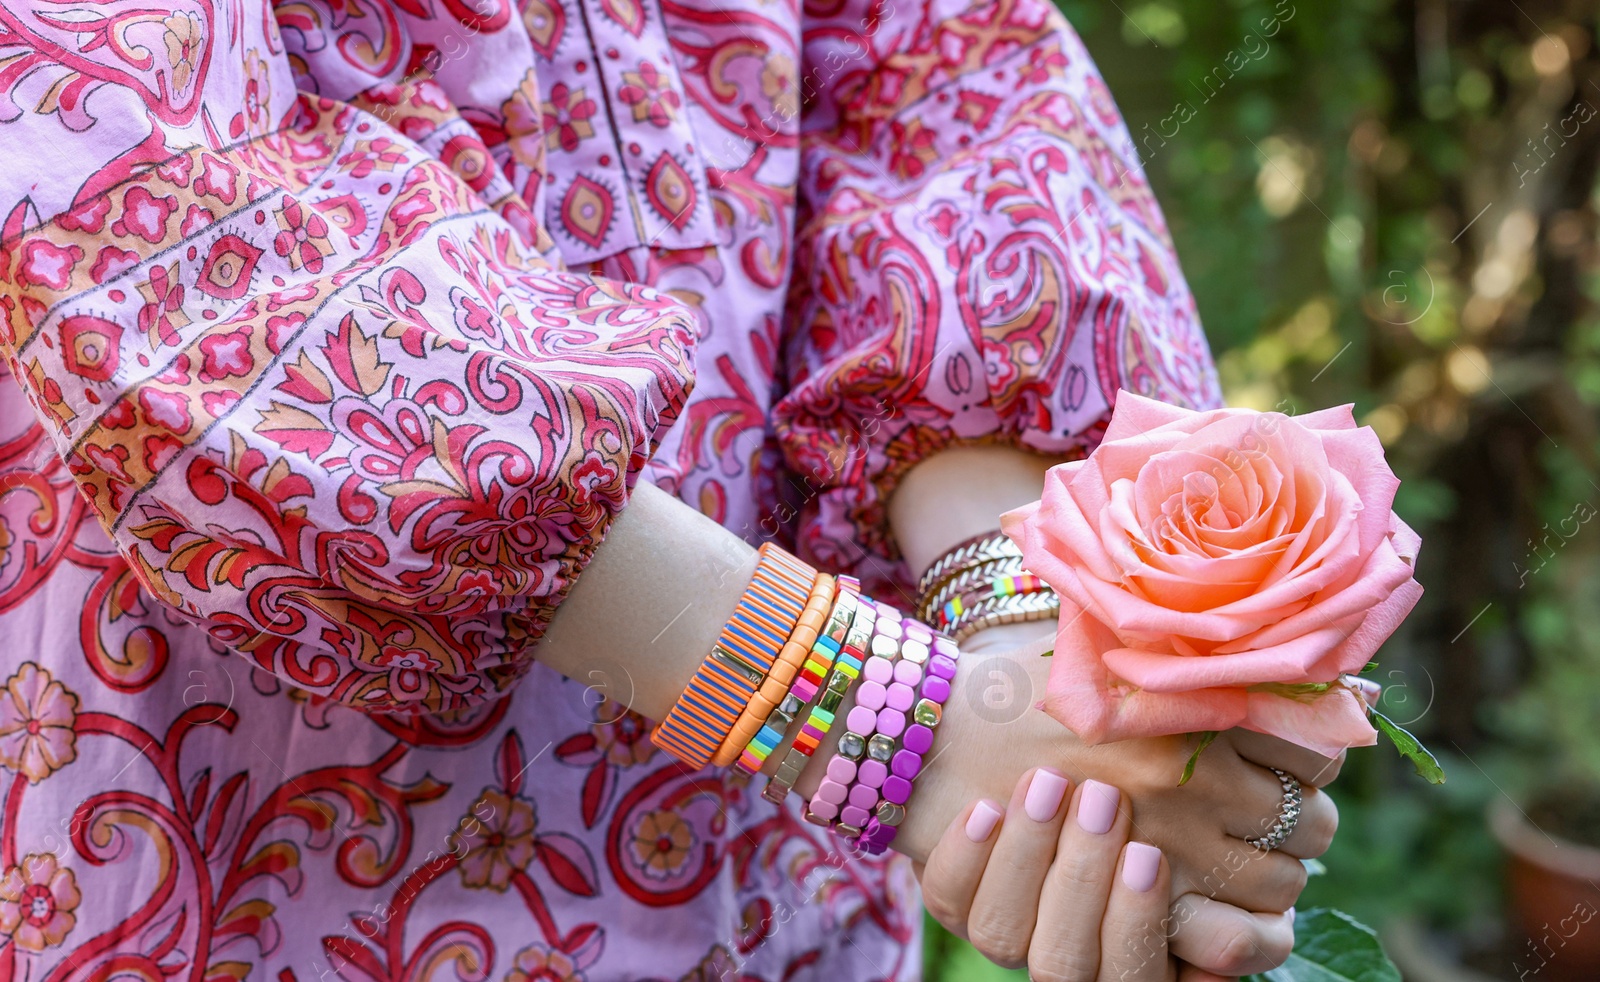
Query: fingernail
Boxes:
[
  {"xmin": 1122, "ymin": 842, "xmax": 1161, "ymax": 893},
  {"xmin": 1077, "ymin": 779, "xmax": 1120, "ymax": 835},
  {"xmin": 1349, "ymin": 677, "xmax": 1381, "ymax": 708},
  {"xmin": 1287, "ymin": 906, "xmax": 1297, "ymax": 925},
  {"xmin": 965, "ymin": 800, "xmax": 1003, "ymax": 843},
  {"xmin": 1024, "ymin": 769, "xmax": 1069, "ymax": 822}
]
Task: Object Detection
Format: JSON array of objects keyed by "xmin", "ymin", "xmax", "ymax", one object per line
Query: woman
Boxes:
[{"xmin": 0, "ymin": 0, "xmax": 1337, "ymax": 978}]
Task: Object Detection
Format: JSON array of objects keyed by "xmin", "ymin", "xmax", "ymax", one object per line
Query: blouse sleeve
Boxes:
[
  {"xmin": 0, "ymin": 20, "xmax": 696, "ymax": 713},
  {"xmin": 774, "ymin": 0, "xmax": 1223, "ymax": 576}
]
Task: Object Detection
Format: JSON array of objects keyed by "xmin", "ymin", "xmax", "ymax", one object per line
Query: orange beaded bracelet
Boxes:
[
  {"xmin": 712, "ymin": 571, "xmax": 836, "ymax": 767},
  {"xmin": 651, "ymin": 543, "xmax": 817, "ymax": 768}
]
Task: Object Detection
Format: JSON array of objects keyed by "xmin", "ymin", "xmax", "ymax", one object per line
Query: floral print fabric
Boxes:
[{"xmin": 0, "ymin": 0, "xmax": 1217, "ymax": 978}]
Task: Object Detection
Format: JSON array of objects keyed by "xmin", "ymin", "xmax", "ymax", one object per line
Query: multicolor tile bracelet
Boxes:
[
  {"xmin": 916, "ymin": 554, "xmax": 1026, "ymax": 623},
  {"xmin": 761, "ymin": 587, "xmax": 875, "ymax": 805},
  {"xmin": 932, "ymin": 572, "xmax": 1049, "ymax": 633},
  {"xmin": 736, "ymin": 576, "xmax": 859, "ymax": 775},
  {"xmin": 651, "ymin": 543, "xmax": 816, "ymax": 768}
]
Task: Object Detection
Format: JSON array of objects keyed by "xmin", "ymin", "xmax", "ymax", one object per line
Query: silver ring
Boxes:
[{"xmin": 1246, "ymin": 768, "xmax": 1302, "ymax": 851}]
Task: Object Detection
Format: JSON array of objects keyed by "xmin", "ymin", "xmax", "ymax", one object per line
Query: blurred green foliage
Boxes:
[{"xmin": 925, "ymin": 0, "xmax": 1600, "ymax": 976}]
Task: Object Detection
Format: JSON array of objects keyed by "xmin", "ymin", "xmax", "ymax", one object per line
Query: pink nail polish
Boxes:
[
  {"xmin": 1077, "ymin": 779, "xmax": 1119, "ymax": 835},
  {"xmin": 1349, "ymin": 677, "xmax": 1381, "ymax": 708},
  {"xmin": 1122, "ymin": 842, "xmax": 1161, "ymax": 893},
  {"xmin": 1024, "ymin": 769, "xmax": 1069, "ymax": 823},
  {"xmin": 965, "ymin": 801, "xmax": 1003, "ymax": 843}
]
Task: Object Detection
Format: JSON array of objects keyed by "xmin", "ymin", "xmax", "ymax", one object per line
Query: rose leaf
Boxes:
[
  {"xmin": 1240, "ymin": 907, "xmax": 1401, "ymax": 982},
  {"xmin": 1370, "ymin": 707, "xmax": 1446, "ymax": 784}
]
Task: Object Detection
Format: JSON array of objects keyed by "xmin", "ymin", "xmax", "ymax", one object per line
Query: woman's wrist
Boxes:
[{"xmin": 888, "ymin": 445, "xmax": 1059, "ymax": 581}]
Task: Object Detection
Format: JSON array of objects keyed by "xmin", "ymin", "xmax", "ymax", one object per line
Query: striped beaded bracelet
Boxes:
[
  {"xmin": 735, "ymin": 577, "xmax": 859, "ymax": 775},
  {"xmin": 652, "ymin": 543, "xmax": 816, "ymax": 768},
  {"xmin": 713, "ymin": 571, "xmax": 837, "ymax": 767}
]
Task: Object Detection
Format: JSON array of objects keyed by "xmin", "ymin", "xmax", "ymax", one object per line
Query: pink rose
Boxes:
[{"xmin": 1001, "ymin": 391, "xmax": 1423, "ymax": 758}]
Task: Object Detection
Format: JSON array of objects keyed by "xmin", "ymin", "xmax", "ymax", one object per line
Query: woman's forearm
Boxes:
[
  {"xmin": 537, "ymin": 444, "xmax": 1061, "ymax": 718},
  {"xmin": 535, "ymin": 480, "xmax": 758, "ymax": 722},
  {"xmin": 535, "ymin": 447, "xmax": 1060, "ymax": 863},
  {"xmin": 532, "ymin": 481, "xmax": 848, "ymax": 803}
]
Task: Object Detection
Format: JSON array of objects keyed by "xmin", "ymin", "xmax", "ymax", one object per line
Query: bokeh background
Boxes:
[{"xmin": 925, "ymin": 0, "xmax": 1600, "ymax": 978}]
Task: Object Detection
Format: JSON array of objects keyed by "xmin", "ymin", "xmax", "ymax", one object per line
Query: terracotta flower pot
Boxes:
[{"xmin": 1488, "ymin": 796, "xmax": 1600, "ymax": 982}]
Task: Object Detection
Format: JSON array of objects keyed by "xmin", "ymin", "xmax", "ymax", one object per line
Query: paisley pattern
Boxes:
[{"xmin": 0, "ymin": 0, "xmax": 1218, "ymax": 978}]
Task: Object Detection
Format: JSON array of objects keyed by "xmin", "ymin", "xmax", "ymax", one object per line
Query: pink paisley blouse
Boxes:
[{"xmin": 0, "ymin": 0, "xmax": 1218, "ymax": 977}]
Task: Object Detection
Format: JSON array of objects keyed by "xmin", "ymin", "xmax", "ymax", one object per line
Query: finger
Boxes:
[
  {"xmin": 1166, "ymin": 894, "xmax": 1295, "ymax": 977},
  {"xmin": 919, "ymin": 798, "xmax": 1006, "ymax": 939},
  {"xmin": 1225, "ymin": 729, "xmax": 1347, "ymax": 788},
  {"xmin": 1175, "ymin": 966, "xmax": 1235, "ymax": 982},
  {"xmin": 1277, "ymin": 785, "xmax": 1337, "ymax": 860},
  {"xmin": 1174, "ymin": 836, "xmax": 1308, "ymax": 914},
  {"xmin": 1217, "ymin": 762, "xmax": 1294, "ymax": 843},
  {"xmin": 1096, "ymin": 841, "xmax": 1171, "ymax": 982},
  {"xmin": 1028, "ymin": 779, "xmax": 1129, "ymax": 981},
  {"xmin": 966, "ymin": 767, "xmax": 1073, "ymax": 968}
]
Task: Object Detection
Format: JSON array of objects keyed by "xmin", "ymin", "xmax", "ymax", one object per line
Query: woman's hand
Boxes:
[
  {"xmin": 897, "ymin": 641, "xmax": 1339, "ymax": 912},
  {"xmin": 918, "ymin": 766, "xmax": 1268, "ymax": 981},
  {"xmin": 876, "ymin": 626, "xmax": 1337, "ymax": 921}
]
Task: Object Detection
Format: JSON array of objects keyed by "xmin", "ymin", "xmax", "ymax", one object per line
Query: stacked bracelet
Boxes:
[
  {"xmin": 916, "ymin": 530, "xmax": 1059, "ymax": 643},
  {"xmin": 916, "ymin": 555, "xmax": 1027, "ymax": 622},
  {"xmin": 652, "ymin": 544, "xmax": 817, "ymax": 768},
  {"xmin": 735, "ymin": 576, "xmax": 859, "ymax": 775},
  {"xmin": 713, "ymin": 571, "xmax": 837, "ymax": 767},
  {"xmin": 947, "ymin": 592, "xmax": 1061, "ymax": 643},
  {"xmin": 915, "ymin": 532, "xmax": 1021, "ymax": 601},
  {"xmin": 803, "ymin": 601, "xmax": 959, "ymax": 853},
  {"xmin": 857, "ymin": 630, "xmax": 958, "ymax": 854},
  {"xmin": 762, "ymin": 590, "xmax": 875, "ymax": 805},
  {"xmin": 805, "ymin": 599, "xmax": 906, "ymax": 828},
  {"xmin": 933, "ymin": 572, "xmax": 1050, "ymax": 633},
  {"xmin": 653, "ymin": 544, "xmax": 967, "ymax": 859}
]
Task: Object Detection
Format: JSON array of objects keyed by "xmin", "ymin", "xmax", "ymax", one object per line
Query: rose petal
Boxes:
[
  {"xmin": 1042, "ymin": 601, "xmax": 1250, "ymax": 743},
  {"xmin": 1225, "ymin": 532, "xmax": 1420, "ymax": 656},
  {"xmin": 1390, "ymin": 514, "xmax": 1421, "ymax": 564},
  {"xmin": 1100, "ymin": 620, "xmax": 1353, "ymax": 691},
  {"xmin": 1316, "ymin": 424, "xmax": 1400, "ymax": 555},
  {"xmin": 1102, "ymin": 391, "xmax": 1208, "ymax": 443},
  {"xmin": 1242, "ymin": 686, "xmax": 1378, "ymax": 758},
  {"xmin": 1301, "ymin": 574, "xmax": 1425, "ymax": 680},
  {"xmin": 1293, "ymin": 403, "xmax": 1359, "ymax": 432},
  {"xmin": 1039, "ymin": 465, "xmax": 1126, "ymax": 584}
]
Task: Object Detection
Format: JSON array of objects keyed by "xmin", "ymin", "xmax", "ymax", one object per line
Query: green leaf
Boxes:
[
  {"xmin": 1370, "ymin": 706, "xmax": 1447, "ymax": 784},
  {"xmin": 1178, "ymin": 731, "xmax": 1219, "ymax": 786},
  {"xmin": 1040, "ymin": 649, "xmax": 1053, "ymax": 657},
  {"xmin": 1241, "ymin": 908, "xmax": 1401, "ymax": 982},
  {"xmin": 1302, "ymin": 857, "xmax": 1327, "ymax": 877},
  {"xmin": 1361, "ymin": 661, "xmax": 1379, "ymax": 675}
]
